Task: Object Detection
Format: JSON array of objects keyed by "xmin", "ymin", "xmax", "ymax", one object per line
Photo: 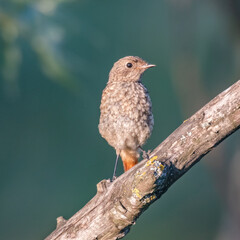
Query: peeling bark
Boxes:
[{"xmin": 45, "ymin": 80, "xmax": 240, "ymax": 240}]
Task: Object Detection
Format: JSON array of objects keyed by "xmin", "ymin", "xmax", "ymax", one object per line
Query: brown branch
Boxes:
[{"xmin": 45, "ymin": 80, "xmax": 240, "ymax": 240}]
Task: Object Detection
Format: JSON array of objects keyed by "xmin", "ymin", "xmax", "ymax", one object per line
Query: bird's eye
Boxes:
[{"xmin": 126, "ymin": 62, "xmax": 133, "ymax": 68}]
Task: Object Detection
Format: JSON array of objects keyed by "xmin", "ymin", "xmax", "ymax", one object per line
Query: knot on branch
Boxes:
[
  {"xmin": 56, "ymin": 216, "xmax": 67, "ymax": 229},
  {"xmin": 96, "ymin": 179, "xmax": 111, "ymax": 193}
]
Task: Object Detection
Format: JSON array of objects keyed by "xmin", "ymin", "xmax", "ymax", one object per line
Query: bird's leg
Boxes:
[
  {"xmin": 139, "ymin": 146, "xmax": 150, "ymax": 160},
  {"xmin": 111, "ymin": 153, "xmax": 120, "ymax": 182}
]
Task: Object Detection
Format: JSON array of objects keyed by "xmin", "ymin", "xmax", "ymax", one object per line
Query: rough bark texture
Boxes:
[{"xmin": 45, "ymin": 80, "xmax": 240, "ymax": 240}]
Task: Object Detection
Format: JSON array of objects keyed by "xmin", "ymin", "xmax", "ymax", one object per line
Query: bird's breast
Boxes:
[{"xmin": 99, "ymin": 82, "xmax": 154, "ymax": 149}]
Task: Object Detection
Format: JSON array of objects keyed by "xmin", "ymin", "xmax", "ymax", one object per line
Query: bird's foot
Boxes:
[
  {"xmin": 111, "ymin": 175, "xmax": 117, "ymax": 182},
  {"xmin": 139, "ymin": 147, "xmax": 151, "ymax": 160},
  {"xmin": 142, "ymin": 150, "xmax": 151, "ymax": 160}
]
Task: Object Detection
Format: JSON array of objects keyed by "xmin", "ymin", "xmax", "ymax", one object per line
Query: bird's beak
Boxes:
[{"xmin": 141, "ymin": 64, "xmax": 156, "ymax": 69}]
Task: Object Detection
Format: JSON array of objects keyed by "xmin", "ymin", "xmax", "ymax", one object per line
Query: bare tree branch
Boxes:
[{"xmin": 45, "ymin": 80, "xmax": 240, "ymax": 240}]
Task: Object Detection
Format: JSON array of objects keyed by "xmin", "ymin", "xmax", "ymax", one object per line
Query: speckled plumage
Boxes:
[{"xmin": 99, "ymin": 56, "xmax": 155, "ymax": 173}]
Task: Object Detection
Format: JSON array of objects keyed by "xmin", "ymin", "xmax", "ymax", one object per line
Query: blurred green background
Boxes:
[{"xmin": 0, "ymin": 0, "xmax": 240, "ymax": 239}]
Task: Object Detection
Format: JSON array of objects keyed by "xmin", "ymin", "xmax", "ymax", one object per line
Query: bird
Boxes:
[{"xmin": 98, "ymin": 56, "xmax": 155, "ymax": 180}]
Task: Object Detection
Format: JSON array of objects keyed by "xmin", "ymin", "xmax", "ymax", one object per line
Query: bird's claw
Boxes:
[
  {"xmin": 142, "ymin": 150, "xmax": 151, "ymax": 160},
  {"xmin": 111, "ymin": 175, "xmax": 117, "ymax": 182}
]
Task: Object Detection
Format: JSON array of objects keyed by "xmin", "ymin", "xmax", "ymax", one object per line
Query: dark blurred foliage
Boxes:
[{"xmin": 0, "ymin": 0, "xmax": 239, "ymax": 239}]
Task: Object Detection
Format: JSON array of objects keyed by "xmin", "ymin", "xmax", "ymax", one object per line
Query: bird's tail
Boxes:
[{"xmin": 120, "ymin": 149, "xmax": 139, "ymax": 172}]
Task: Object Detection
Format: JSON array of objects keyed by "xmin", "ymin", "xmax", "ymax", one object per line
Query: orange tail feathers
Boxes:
[{"xmin": 120, "ymin": 149, "xmax": 139, "ymax": 172}]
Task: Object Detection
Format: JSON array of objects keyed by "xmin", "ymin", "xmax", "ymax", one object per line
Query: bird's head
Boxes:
[{"xmin": 108, "ymin": 56, "xmax": 155, "ymax": 83}]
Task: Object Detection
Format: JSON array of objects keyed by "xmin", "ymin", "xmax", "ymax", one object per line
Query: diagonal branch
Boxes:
[{"xmin": 45, "ymin": 80, "xmax": 240, "ymax": 240}]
